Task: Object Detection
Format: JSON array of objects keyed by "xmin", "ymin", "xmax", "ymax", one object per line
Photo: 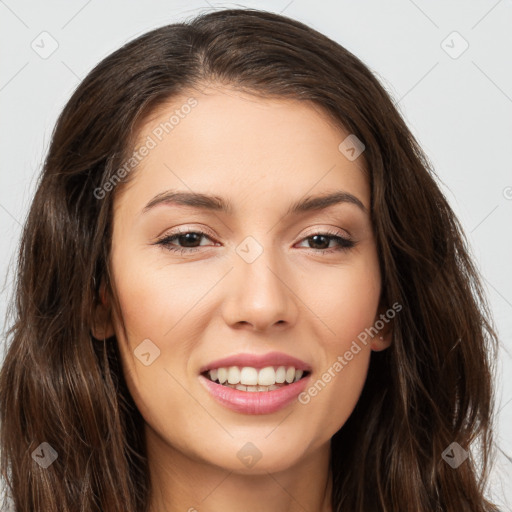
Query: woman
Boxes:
[{"xmin": 0, "ymin": 8, "xmax": 501, "ymax": 512}]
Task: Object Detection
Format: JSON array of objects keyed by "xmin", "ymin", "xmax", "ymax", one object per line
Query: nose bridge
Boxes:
[{"xmin": 222, "ymin": 233, "xmax": 298, "ymax": 330}]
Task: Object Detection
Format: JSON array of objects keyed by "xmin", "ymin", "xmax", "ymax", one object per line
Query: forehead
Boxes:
[{"xmin": 116, "ymin": 86, "xmax": 369, "ymax": 215}]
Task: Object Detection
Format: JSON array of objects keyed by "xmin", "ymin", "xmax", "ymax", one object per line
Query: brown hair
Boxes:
[{"xmin": 0, "ymin": 8, "xmax": 500, "ymax": 511}]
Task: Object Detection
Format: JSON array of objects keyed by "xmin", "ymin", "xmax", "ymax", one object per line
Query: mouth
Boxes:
[
  {"xmin": 200, "ymin": 366, "xmax": 311, "ymax": 392},
  {"xmin": 198, "ymin": 365, "xmax": 312, "ymax": 414}
]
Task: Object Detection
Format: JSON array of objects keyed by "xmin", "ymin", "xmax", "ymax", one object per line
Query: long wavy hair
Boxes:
[{"xmin": 0, "ymin": 8, "xmax": 500, "ymax": 512}]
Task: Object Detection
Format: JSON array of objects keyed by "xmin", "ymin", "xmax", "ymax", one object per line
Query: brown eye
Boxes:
[
  {"xmin": 155, "ymin": 230, "xmax": 216, "ymax": 254},
  {"xmin": 155, "ymin": 229, "xmax": 356, "ymax": 255},
  {"xmin": 296, "ymin": 231, "xmax": 356, "ymax": 254}
]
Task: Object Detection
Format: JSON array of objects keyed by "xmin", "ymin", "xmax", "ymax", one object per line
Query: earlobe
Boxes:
[
  {"xmin": 370, "ymin": 303, "xmax": 393, "ymax": 352},
  {"xmin": 371, "ymin": 333, "xmax": 392, "ymax": 352}
]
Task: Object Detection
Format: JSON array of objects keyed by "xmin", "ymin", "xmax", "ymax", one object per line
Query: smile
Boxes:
[
  {"xmin": 198, "ymin": 367, "xmax": 311, "ymax": 415},
  {"xmin": 202, "ymin": 365, "xmax": 309, "ymax": 391}
]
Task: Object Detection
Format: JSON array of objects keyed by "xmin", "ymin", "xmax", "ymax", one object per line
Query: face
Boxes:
[{"xmin": 93, "ymin": 85, "xmax": 391, "ymax": 475}]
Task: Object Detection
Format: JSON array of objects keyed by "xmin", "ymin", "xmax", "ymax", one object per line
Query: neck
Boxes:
[{"xmin": 145, "ymin": 424, "xmax": 333, "ymax": 512}]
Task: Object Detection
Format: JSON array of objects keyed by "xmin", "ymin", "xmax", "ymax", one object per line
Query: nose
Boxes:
[{"xmin": 221, "ymin": 245, "xmax": 300, "ymax": 333}]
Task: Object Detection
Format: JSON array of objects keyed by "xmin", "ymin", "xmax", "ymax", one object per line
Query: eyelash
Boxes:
[{"xmin": 154, "ymin": 227, "xmax": 356, "ymax": 255}]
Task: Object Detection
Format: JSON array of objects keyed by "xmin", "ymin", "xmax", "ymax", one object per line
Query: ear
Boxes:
[
  {"xmin": 370, "ymin": 302, "xmax": 393, "ymax": 352},
  {"xmin": 90, "ymin": 279, "xmax": 115, "ymax": 340}
]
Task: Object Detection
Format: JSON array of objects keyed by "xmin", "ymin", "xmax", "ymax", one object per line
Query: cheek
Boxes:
[
  {"xmin": 296, "ymin": 252, "xmax": 380, "ymax": 433},
  {"xmin": 301, "ymin": 348, "xmax": 371, "ymax": 446},
  {"xmin": 306, "ymin": 250, "xmax": 381, "ymax": 344},
  {"xmin": 110, "ymin": 251, "xmax": 198, "ymax": 344},
  {"xmin": 108, "ymin": 240, "xmax": 221, "ymax": 398},
  {"xmin": 107, "ymin": 253, "xmax": 185, "ymax": 415},
  {"xmin": 298, "ymin": 321, "xmax": 374, "ymax": 444}
]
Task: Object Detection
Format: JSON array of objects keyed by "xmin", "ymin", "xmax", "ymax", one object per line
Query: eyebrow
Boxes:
[{"xmin": 141, "ymin": 189, "xmax": 367, "ymax": 216}]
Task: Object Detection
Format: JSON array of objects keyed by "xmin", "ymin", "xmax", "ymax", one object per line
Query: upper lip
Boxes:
[{"xmin": 199, "ymin": 351, "xmax": 312, "ymax": 373}]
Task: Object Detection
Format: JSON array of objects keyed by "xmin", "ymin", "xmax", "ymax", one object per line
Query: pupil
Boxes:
[
  {"xmin": 180, "ymin": 233, "xmax": 200, "ymax": 247},
  {"xmin": 310, "ymin": 235, "xmax": 328, "ymax": 249}
]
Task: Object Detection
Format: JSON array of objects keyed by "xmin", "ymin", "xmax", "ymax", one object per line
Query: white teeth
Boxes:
[
  {"xmin": 275, "ymin": 366, "xmax": 286, "ymax": 383},
  {"xmin": 206, "ymin": 365, "xmax": 307, "ymax": 388},
  {"xmin": 240, "ymin": 367, "xmax": 259, "ymax": 386},
  {"xmin": 227, "ymin": 366, "xmax": 240, "ymax": 384},
  {"xmin": 217, "ymin": 367, "xmax": 227, "ymax": 384},
  {"xmin": 257, "ymin": 366, "xmax": 276, "ymax": 386}
]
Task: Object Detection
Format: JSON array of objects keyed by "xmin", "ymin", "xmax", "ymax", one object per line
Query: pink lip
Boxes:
[
  {"xmin": 198, "ymin": 373, "xmax": 311, "ymax": 415},
  {"xmin": 199, "ymin": 351, "xmax": 312, "ymax": 373}
]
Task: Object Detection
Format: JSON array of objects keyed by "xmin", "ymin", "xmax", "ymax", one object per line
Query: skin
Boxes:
[{"xmin": 92, "ymin": 85, "xmax": 392, "ymax": 512}]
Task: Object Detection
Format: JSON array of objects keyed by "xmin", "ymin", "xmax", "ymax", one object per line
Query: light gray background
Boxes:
[{"xmin": 1, "ymin": 0, "xmax": 511, "ymax": 509}]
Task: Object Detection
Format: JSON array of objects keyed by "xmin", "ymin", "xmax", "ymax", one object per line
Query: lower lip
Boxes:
[{"xmin": 198, "ymin": 374, "xmax": 311, "ymax": 415}]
